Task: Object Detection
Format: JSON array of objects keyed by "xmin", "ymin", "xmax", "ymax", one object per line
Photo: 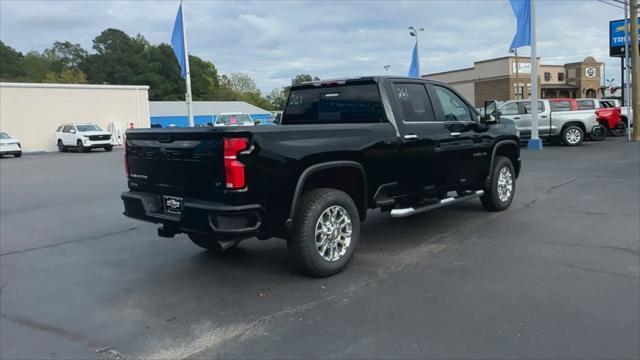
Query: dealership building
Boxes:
[
  {"xmin": 0, "ymin": 82, "xmax": 150, "ymax": 152},
  {"xmin": 424, "ymin": 56, "xmax": 603, "ymax": 107}
]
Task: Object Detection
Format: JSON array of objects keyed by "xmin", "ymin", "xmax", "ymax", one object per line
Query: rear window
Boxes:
[
  {"xmin": 577, "ymin": 100, "xmax": 595, "ymax": 110},
  {"xmin": 216, "ymin": 114, "xmax": 252, "ymax": 125},
  {"xmin": 550, "ymin": 101, "xmax": 571, "ymax": 112},
  {"xmin": 283, "ymin": 84, "xmax": 384, "ymax": 124}
]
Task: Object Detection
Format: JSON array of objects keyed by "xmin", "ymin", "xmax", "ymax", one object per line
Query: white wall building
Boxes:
[{"xmin": 0, "ymin": 82, "xmax": 150, "ymax": 152}]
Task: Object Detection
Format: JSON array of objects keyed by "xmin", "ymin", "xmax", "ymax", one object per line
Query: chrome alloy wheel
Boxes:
[
  {"xmin": 497, "ymin": 166, "xmax": 514, "ymax": 202},
  {"xmin": 565, "ymin": 128, "xmax": 582, "ymax": 145},
  {"xmin": 315, "ymin": 205, "xmax": 352, "ymax": 262}
]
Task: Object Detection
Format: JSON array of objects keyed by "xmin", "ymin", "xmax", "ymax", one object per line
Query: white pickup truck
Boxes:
[{"xmin": 498, "ymin": 99, "xmax": 603, "ymax": 146}]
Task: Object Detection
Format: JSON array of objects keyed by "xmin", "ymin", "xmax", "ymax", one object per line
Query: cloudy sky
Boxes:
[{"xmin": 0, "ymin": 0, "xmax": 627, "ymax": 92}]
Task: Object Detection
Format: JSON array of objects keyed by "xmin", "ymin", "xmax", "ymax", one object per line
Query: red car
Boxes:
[{"xmin": 548, "ymin": 98, "xmax": 623, "ymax": 137}]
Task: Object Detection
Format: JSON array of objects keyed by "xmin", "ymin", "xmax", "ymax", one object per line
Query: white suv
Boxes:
[{"xmin": 56, "ymin": 124, "xmax": 113, "ymax": 153}]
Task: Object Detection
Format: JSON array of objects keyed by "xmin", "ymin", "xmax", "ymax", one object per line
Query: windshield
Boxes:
[
  {"xmin": 216, "ymin": 114, "xmax": 252, "ymax": 125},
  {"xmin": 0, "ymin": 132, "xmax": 10, "ymax": 139},
  {"xmin": 76, "ymin": 124, "xmax": 102, "ymax": 132}
]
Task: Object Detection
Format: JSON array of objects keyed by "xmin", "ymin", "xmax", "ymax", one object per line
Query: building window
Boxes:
[
  {"xmin": 544, "ymin": 72, "xmax": 551, "ymax": 81},
  {"xmin": 558, "ymin": 72, "xmax": 565, "ymax": 81},
  {"xmin": 514, "ymin": 84, "xmax": 524, "ymax": 99}
]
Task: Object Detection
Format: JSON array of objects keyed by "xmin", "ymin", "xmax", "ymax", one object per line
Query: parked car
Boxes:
[
  {"xmin": 214, "ymin": 113, "xmax": 255, "ymax": 127},
  {"xmin": 599, "ymin": 99, "xmax": 633, "ymax": 134},
  {"xmin": 0, "ymin": 132, "xmax": 22, "ymax": 157},
  {"xmin": 122, "ymin": 76, "xmax": 521, "ymax": 277},
  {"xmin": 499, "ymin": 99, "xmax": 602, "ymax": 146},
  {"xmin": 554, "ymin": 98, "xmax": 624, "ymax": 137},
  {"xmin": 56, "ymin": 124, "xmax": 113, "ymax": 152}
]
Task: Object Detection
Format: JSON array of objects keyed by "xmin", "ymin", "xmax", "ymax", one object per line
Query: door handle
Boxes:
[
  {"xmin": 450, "ymin": 132, "xmax": 462, "ymax": 137},
  {"xmin": 540, "ymin": 115, "xmax": 548, "ymax": 119},
  {"xmin": 513, "ymin": 117, "xmax": 521, "ymax": 120},
  {"xmin": 403, "ymin": 134, "xmax": 418, "ymax": 140}
]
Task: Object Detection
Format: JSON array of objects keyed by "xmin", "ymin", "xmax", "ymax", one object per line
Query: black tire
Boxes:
[
  {"xmin": 14, "ymin": 152, "xmax": 22, "ymax": 158},
  {"xmin": 611, "ymin": 122, "xmax": 627, "ymax": 137},
  {"xmin": 104, "ymin": 145, "xmax": 113, "ymax": 152},
  {"xmin": 590, "ymin": 124, "xmax": 607, "ymax": 141},
  {"xmin": 188, "ymin": 234, "xmax": 235, "ymax": 253},
  {"xmin": 76, "ymin": 140, "xmax": 87, "ymax": 153},
  {"xmin": 561, "ymin": 125, "xmax": 584, "ymax": 146},
  {"xmin": 288, "ymin": 188, "xmax": 360, "ymax": 277},
  {"xmin": 57, "ymin": 140, "xmax": 66, "ymax": 152},
  {"xmin": 481, "ymin": 156, "xmax": 516, "ymax": 212}
]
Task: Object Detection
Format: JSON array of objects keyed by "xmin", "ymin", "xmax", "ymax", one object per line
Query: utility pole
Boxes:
[{"xmin": 632, "ymin": 0, "xmax": 640, "ymax": 141}]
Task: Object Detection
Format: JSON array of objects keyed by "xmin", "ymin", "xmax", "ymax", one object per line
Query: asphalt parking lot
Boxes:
[{"xmin": 1, "ymin": 138, "xmax": 638, "ymax": 359}]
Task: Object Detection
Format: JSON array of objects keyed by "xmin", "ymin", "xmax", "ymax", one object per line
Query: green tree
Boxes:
[
  {"xmin": 266, "ymin": 87, "xmax": 288, "ymax": 110},
  {"xmin": 43, "ymin": 41, "xmax": 88, "ymax": 69},
  {"xmin": 0, "ymin": 41, "xmax": 24, "ymax": 81},
  {"xmin": 82, "ymin": 28, "xmax": 147, "ymax": 85},
  {"xmin": 229, "ymin": 73, "xmax": 258, "ymax": 93},
  {"xmin": 291, "ymin": 74, "xmax": 320, "ymax": 86}
]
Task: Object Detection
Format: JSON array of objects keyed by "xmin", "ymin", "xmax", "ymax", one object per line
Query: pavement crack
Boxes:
[
  {"xmin": 1, "ymin": 314, "xmax": 125, "ymax": 359},
  {"xmin": 545, "ymin": 178, "xmax": 577, "ymax": 193},
  {"xmin": 0, "ymin": 227, "xmax": 139, "ymax": 257},
  {"xmin": 540, "ymin": 240, "xmax": 639, "ymax": 257},
  {"xmin": 562, "ymin": 263, "xmax": 639, "ymax": 280}
]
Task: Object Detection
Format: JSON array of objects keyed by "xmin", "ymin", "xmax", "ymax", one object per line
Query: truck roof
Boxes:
[{"xmin": 290, "ymin": 76, "xmax": 444, "ymax": 90}]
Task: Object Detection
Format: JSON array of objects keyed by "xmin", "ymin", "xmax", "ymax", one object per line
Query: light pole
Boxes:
[{"xmin": 409, "ymin": 26, "xmax": 424, "ymax": 75}]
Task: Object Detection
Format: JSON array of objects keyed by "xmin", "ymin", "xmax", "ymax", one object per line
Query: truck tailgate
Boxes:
[{"xmin": 125, "ymin": 131, "xmax": 227, "ymax": 199}]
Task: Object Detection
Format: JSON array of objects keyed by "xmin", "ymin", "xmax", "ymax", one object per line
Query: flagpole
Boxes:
[
  {"xmin": 181, "ymin": 0, "xmax": 194, "ymax": 127},
  {"xmin": 515, "ymin": 48, "xmax": 519, "ymax": 99},
  {"xmin": 528, "ymin": 0, "xmax": 542, "ymax": 150}
]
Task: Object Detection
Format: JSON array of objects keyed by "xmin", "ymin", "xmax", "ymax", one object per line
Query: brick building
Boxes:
[{"xmin": 424, "ymin": 56, "xmax": 602, "ymax": 107}]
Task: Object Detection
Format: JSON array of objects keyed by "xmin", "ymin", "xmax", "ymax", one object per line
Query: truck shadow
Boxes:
[{"xmin": 177, "ymin": 201, "xmax": 489, "ymax": 279}]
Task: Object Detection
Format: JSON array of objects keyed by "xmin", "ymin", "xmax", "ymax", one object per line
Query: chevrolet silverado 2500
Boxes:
[{"xmin": 122, "ymin": 77, "xmax": 521, "ymax": 276}]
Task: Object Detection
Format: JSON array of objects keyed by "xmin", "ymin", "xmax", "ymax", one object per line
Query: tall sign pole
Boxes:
[
  {"xmin": 528, "ymin": 0, "xmax": 542, "ymax": 150},
  {"xmin": 181, "ymin": 0, "xmax": 195, "ymax": 127},
  {"xmin": 624, "ymin": 0, "xmax": 631, "ymax": 139}
]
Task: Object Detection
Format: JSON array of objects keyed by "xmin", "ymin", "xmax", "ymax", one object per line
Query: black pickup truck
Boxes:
[{"xmin": 122, "ymin": 76, "xmax": 520, "ymax": 276}]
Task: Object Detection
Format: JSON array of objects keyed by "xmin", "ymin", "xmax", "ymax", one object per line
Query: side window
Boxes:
[
  {"xmin": 62, "ymin": 126, "xmax": 71, "ymax": 133},
  {"xmin": 522, "ymin": 101, "xmax": 545, "ymax": 113},
  {"xmin": 392, "ymin": 83, "xmax": 436, "ymax": 122},
  {"xmin": 577, "ymin": 100, "xmax": 595, "ymax": 110},
  {"xmin": 500, "ymin": 102, "xmax": 520, "ymax": 116},
  {"xmin": 433, "ymin": 86, "xmax": 472, "ymax": 122},
  {"xmin": 550, "ymin": 101, "xmax": 571, "ymax": 112}
]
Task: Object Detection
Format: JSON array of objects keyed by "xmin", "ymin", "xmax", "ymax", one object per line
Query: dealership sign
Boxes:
[
  {"xmin": 610, "ymin": 18, "xmax": 640, "ymax": 57},
  {"xmin": 512, "ymin": 62, "xmax": 531, "ymax": 74}
]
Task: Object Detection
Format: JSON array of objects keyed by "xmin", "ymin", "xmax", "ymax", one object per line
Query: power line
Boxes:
[{"xmin": 597, "ymin": 0, "xmax": 626, "ymax": 10}]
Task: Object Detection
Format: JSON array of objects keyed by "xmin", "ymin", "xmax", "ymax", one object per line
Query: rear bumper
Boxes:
[{"xmin": 121, "ymin": 191, "xmax": 263, "ymax": 239}]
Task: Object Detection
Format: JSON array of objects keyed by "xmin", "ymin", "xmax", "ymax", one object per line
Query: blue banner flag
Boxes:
[
  {"xmin": 509, "ymin": 0, "xmax": 531, "ymax": 50},
  {"xmin": 171, "ymin": 3, "xmax": 187, "ymax": 79},
  {"xmin": 408, "ymin": 43, "xmax": 420, "ymax": 78}
]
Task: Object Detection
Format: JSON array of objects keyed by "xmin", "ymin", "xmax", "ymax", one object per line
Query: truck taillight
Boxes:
[
  {"xmin": 224, "ymin": 137, "xmax": 249, "ymax": 189},
  {"xmin": 124, "ymin": 140, "xmax": 130, "ymax": 177}
]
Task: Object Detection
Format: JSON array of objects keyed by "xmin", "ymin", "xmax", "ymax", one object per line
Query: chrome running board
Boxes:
[{"xmin": 390, "ymin": 190, "xmax": 484, "ymax": 218}]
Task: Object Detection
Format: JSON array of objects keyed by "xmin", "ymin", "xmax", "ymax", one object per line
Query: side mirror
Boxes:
[
  {"xmin": 273, "ymin": 113, "xmax": 282, "ymax": 125},
  {"xmin": 483, "ymin": 101, "xmax": 500, "ymax": 124},
  {"xmin": 254, "ymin": 120, "xmax": 261, "ymax": 125},
  {"xmin": 70, "ymin": 129, "xmax": 76, "ymax": 134}
]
